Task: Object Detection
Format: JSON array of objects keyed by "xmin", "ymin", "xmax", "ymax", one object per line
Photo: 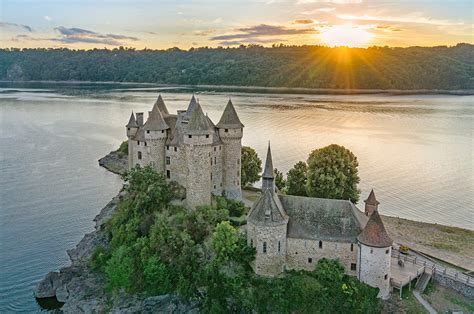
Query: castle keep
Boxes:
[
  {"xmin": 126, "ymin": 95, "xmax": 243, "ymax": 208},
  {"xmin": 247, "ymin": 144, "xmax": 393, "ymax": 299}
]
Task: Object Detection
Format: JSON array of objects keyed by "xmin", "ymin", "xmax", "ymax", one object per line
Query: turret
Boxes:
[
  {"xmin": 262, "ymin": 142, "xmax": 275, "ymax": 192},
  {"xmin": 136, "ymin": 112, "xmax": 144, "ymax": 126},
  {"xmin": 154, "ymin": 94, "xmax": 169, "ymax": 116},
  {"xmin": 357, "ymin": 208, "xmax": 393, "ymax": 299},
  {"xmin": 143, "ymin": 102, "xmax": 169, "ymax": 172},
  {"xmin": 183, "ymin": 99, "xmax": 213, "ymax": 209},
  {"xmin": 217, "ymin": 99, "xmax": 244, "ymax": 200},
  {"xmin": 247, "ymin": 143, "xmax": 288, "ymax": 276},
  {"xmin": 126, "ymin": 112, "xmax": 139, "ymax": 170},
  {"xmin": 364, "ymin": 189, "xmax": 380, "ymax": 216}
]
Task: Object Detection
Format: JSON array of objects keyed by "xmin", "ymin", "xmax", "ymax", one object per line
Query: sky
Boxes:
[{"xmin": 0, "ymin": 0, "xmax": 472, "ymax": 49}]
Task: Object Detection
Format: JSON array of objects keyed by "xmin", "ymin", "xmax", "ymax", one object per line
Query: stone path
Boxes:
[{"xmin": 413, "ymin": 291, "xmax": 437, "ymax": 314}]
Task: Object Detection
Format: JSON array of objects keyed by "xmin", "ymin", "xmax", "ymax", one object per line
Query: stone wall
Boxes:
[
  {"xmin": 145, "ymin": 130, "xmax": 167, "ymax": 173},
  {"xmin": 218, "ymin": 128, "xmax": 242, "ymax": 200},
  {"xmin": 247, "ymin": 222, "xmax": 287, "ymax": 276},
  {"xmin": 433, "ymin": 272, "xmax": 474, "ymax": 299},
  {"xmin": 358, "ymin": 244, "xmax": 391, "ymax": 299},
  {"xmin": 211, "ymin": 144, "xmax": 223, "ymax": 195},
  {"xmin": 166, "ymin": 145, "xmax": 187, "ymax": 187},
  {"xmin": 286, "ymin": 238, "xmax": 358, "ymax": 276}
]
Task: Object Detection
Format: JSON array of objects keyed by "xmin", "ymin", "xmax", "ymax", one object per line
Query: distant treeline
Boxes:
[{"xmin": 1, "ymin": 44, "xmax": 473, "ymax": 90}]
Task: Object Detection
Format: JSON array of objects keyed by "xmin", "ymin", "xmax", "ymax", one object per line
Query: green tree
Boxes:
[
  {"xmin": 211, "ymin": 221, "xmax": 241, "ymax": 263},
  {"xmin": 306, "ymin": 144, "xmax": 360, "ymax": 203},
  {"xmin": 241, "ymin": 146, "xmax": 262, "ymax": 187},
  {"xmin": 105, "ymin": 245, "xmax": 135, "ymax": 291},
  {"xmin": 274, "ymin": 168, "xmax": 286, "ymax": 192},
  {"xmin": 143, "ymin": 255, "xmax": 172, "ymax": 294},
  {"xmin": 286, "ymin": 161, "xmax": 308, "ymax": 196}
]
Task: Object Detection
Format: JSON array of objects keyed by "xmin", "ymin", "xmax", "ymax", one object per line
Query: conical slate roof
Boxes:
[
  {"xmin": 216, "ymin": 99, "xmax": 244, "ymax": 129},
  {"xmin": 248, "ymin": 188, "xmax": 288, "ymax": 226},
  {"xmin": 154, "ymin": 94, "xmax": 169, "ymax": 115},
  {"xmin": 126, "ymin": 112, "xmax": 138, "ymax": 127},
  {"xmin": 187, "ymin": 102, "xmax": 213, "ymax": 135},
  {"xmin": 143, "ymin": 104, "xmax": 169, "ymax": 131},
  {"xmin": 357, "ymin": 210, "xmax": 393, "ymax": 247},
  {"xmin": 185, "ymin": 95, "xmax": 199, "ymax": 118},
  {"xmin": 262, "ymin": 142, "xmax": 274, "ymax": 179},
  {"xmin": 364, "ymin": 189, "xmax": 380, "ymax": 205}
]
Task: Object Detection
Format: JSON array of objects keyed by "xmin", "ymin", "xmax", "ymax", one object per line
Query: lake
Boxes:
[{"xmin": 0, "ymin": 82, "xmax": 472, "ymax": 311}]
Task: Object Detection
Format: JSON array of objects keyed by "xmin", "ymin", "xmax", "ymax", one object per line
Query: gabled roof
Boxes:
[
  {"xmin": 185, "ymin": 95, "xmax": 199, "ymax": 118},
  {"xmin": 364, "ymin": 189, "xmax": 380, "ymax": 205},
  {"xmin": 187, "ymin": 102, "xmax": 213, "ymax": 135},
  {"xmin": 126, "ymin": 112, "xmax": 138, "ymax": 128},
  {"xmin": 143, "ymin": 104, "xmax": 169, "ymax": 131},
  {"xmin": 248, "ymin": 189, "xmax": 288, "ymax": 226},
  {"xmin": 262, "ymin": 143, "xmax": 274, "ymax": 179},
  {"xmin": 357, "ymin": 210, "xmax": 393, "ymax": 247},
  {"xmin": 216, "ymin": 99, "xmax": 244, "ymax": 129},
  {"xmin": 154, "ymin": 94, "xmax": 169, "ymax": 115}
]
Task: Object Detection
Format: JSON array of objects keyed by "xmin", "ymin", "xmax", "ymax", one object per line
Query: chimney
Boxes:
[{"xmin": 136, "ymin": 112, "xmax": 144, "ymax": 126}]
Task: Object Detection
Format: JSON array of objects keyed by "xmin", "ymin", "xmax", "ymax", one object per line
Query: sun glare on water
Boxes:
[{"xmin": 320, "ymin": 24, "xmax": 373, "ymax": 47}]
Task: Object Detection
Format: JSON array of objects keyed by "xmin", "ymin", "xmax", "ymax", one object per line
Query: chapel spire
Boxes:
[{"xmin": 262, "ymin": 142, "xmax": 275, "ymax": 191}]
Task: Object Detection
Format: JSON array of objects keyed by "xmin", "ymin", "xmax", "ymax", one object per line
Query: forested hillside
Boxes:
[{"xmin": 1, "ymin": 44, "xmax": 473, "ymax": 90}]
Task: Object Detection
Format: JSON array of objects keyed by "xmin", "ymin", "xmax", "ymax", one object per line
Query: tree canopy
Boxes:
[
  {"xmin": 286, "ymin": 161, "xmax": 308, "ymax": 196},
  {"xmin": 1, "ymin": 44, "xmax": 473, "ymax": 90},
  {"xmin": 241, "ymin": 146, "xmax": 262, "ymax": 187}
]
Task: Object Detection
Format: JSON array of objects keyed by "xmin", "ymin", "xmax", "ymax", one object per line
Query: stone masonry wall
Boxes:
[
  {"xmin": 211, "ymin": 144, "xmax": 223, "ymax": 195},
  {"xmin": 219, "ymin": 128, "xmax": 242, "ymax": 200},
  {"xmin": 145, "ymin": 130, "xmax": 167, "ymax": 173},
  {"xmin": 286, "ymin": 238, "xmax": 358, "ymax": 276},
  {"xmin": 166, "ymin": 145, "xmax": 187, "ymax": 188},
  {"xmin": 358, "ymin": 244, "xmax": 391, "ymax": 299},
  {"xmin": 433, "ymin": 272, "xmax": 474, "ymax": 299}
]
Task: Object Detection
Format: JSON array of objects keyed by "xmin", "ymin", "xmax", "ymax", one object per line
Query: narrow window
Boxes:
[
  {"xmin": 351, "ymin": 243, "xmax": 354, "ymax": 252},
  {"xmin": 167, "ymin": 145, "xmax": 169, "ymax": 150},
  {"xmin": 137, "ymin": 141, "xmax": 140, "ymax": 145},
  {"xmin": 147, "ymin": 130, "xmax": 150, "ymax": 134},
  {"xmin": 144, "ymin": 142, "xmax": 147, "ymax": 146},
  {"xmin": 308, "ymin": 258, "xmax": 312, "ymax": 264},
  {"xmin": 206, "ymin": 134, "xmax": 209, "ymax": 138},
  {"xmin": 386, "ymin": 249, "xmax": 390, "ymax": 254},
  {"xmin": 384, "ymin": 274, "xmax": 388, "ymax": 280},
  {"xmin": 351, "ymin": 263, "xmax": 357, "ymax": 271},
  {"xmin": 225, "ymin": 129, "xmax": 228, "ymax": 132},
  {"xmin": 138, "ymin": 151, "xmax": 142, "ymax": 160},
  {"xmin": 319, "ymin": 241, "xmax": 323, "ymax": 249},
  {"xmin": 161, "ymin": 130, "xmax": 165, "ymax": 133},
  {"xmin": 250, "ymin": 239, "xmax": 253, "ymax": 247},
  {"xmin": 188, "ymin": 135, "xmax": 192, "ymax": 138},
  {"xmin": 263, "ymin": 242, "xmax": 267, "ymax": 253},
  {"xmin": 127, "ymin": 127, "xmax": 130, "ymax": 131},
  {"xmin": 166, "ymin": 170, "xmax": 170, "ymax": 179},
  {"xmin": 214, "ymin": 157, "xmax": 216, "ymax": 164},
  {"xmin": 211, "ymin": 173, "xmax": 213, "ymax": 180},
  {"xmin": 174, "ymin": 147, "xmax": 177, "ymax": 152},
  {"xmin": 278, "ymin": 241, "xmax": 281, "ymax": 252},
  {"xmin": 370, "ymin": 248, "xmax": 373, "ymax": 254},
  {"xmin": 166, "ymin": 156, "xmax": 170, "ymax": 165},
  {"xmin": 213, "ymin": 184, "xmax": 216, "ymax": 189},
  {"xmin": 211, "ymin": 158, "xmax": 213, "ymax": 165}
]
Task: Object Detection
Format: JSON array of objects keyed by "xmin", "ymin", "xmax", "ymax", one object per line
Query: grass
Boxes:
[
  {"xmin": 422, "ymin": 281, "xmax": 474, "ymax": 313},
  {"xmin": 116, "ymin": 141, "xmax": 128, "ymax": 156}
]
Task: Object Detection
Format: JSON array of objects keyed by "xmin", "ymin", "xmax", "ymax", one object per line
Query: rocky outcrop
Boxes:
[{"xmin": 98, "ymin": 150, "xmax": 128, "ymax": 175}]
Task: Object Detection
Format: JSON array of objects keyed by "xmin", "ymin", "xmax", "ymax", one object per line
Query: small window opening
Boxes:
[
  {"xmin": 147, "ymin": 130, "xmax": 150, "ymax": 134},
  {"xmin": 174, "ymin": 147, "xmax": 177, "ymax": 152},
  {"xmin": 166, "ymin": 170, "xmax": 170, "ymax": 179},
  {"xmin": 263, "ymin": 242, "xmax": 267, "ymax": 253},
  {"xmin": 166, "ymin": 156, "xmax": 170, "ymax": 165},
  {"xmin": 137, "ymin": 141, "xmax": 140, "ymax": 145},
  {"xmin": 214, "ymin": 157, "xmax": 216, "ymax": 164},
  {"xmin": 384, "ymin": 274, "xmax": 388, "ymax": 280},
  {"xmin": 386, "ymin": 249, "xmax": 390, "ymax": 254},
  {"xmin": 351, "ymin": 263, "xmax": 357, "ymax": 271},
  {"xmin": 138, "ymin": 151, "xmax": 142, "ymax": 160},
  {"xmin": 225, "ymin": 129, "xmax": 229, "ymax": 132},
  {"xmin": 206, "ymin": 134, "xmax": 209, "ymax": 138},
  {"xmin": 188, "ymin": 135, "xmax": 192, "ymax": 138},
  {"xmin": 370, "ymin": 248, "xmax": 373, "ymax": 254},
  {"xmin": 214, "ymin": 147, "xmax": 216, "ymax": 151},
  {"xmin": 167, "ymin": 145, "xmax": 169, "ymax": 150},
  {"xmin": 127, "ymin": 127, "xmax": 130, "ymax": 131},
  {"xmin": 319, "ymin": 241, "xmax": 323, "ymax": 249},
  {"xmin": 250, "ymin": 239, "xmax": 253, "ymax": 247},
  {"xmin": 161, "ymin": 130, "xmax": 165, "ymax": 133},
  {"xmin": 351, "ymin": 243, "xmax": 354, "ymax": 252},
  {"xmin": 278, "ymin": 241, "xmax": 281, "ymax": 252},
  {"xmin": 144, "ymin": 142, "xmax": 147, "ymax": 146},
  {"xmin": 308, "ymin": 258, "xmax": 312, "ymax": 264}
]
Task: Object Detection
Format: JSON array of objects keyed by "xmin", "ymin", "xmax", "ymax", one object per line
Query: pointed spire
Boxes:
[
  {"xmin": 126, "ymin": 111, "xmax": 138, "ymax": 128},
  {"xmin": 187, "ymin": 102, "xmax": 212, "ymax": 135},
  {"xmin": 262, "ymin": 142, "xmax": 274, "ymax": 179},
  {"xmin": 357, "ymin": 210, "xmax": 393, "ymax": 248},
  {"xmin": 143, "ymin": 104, "xmax": 169, "ymax": 131},
  {"xmin": 186, "ymin": 94, "xmax": 199, "ymax": 118},
  {"xmin": 216, "ymin": 98, "xmax": 244, "ymax": 129},
  {"xmin": 365, "ymin": 189, "xmax": 380, "ymax": 205},
  {"xmin": 154, "ymin": 94, "xmax": 169, "ymax": 115}
]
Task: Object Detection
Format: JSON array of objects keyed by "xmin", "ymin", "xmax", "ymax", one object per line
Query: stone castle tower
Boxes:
[
  {"xmin": 247, "ymin": 144, "xmax": 393, "ymax": 298},
  {"xmin": 126, "ymin": 94, "xmax": 244, "ymax": 208}
]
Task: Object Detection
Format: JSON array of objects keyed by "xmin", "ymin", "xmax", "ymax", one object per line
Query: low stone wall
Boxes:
[{"xmin": 432, "ymin": 272, "xmax": 474, "ymax": 300}]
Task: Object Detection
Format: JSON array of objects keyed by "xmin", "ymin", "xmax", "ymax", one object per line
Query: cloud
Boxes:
[
  {"xmin": 0, "ymin": 22, "xmax": 32, "ymax": 32},
  {"xmin": 300, "ymin": 7, "xmax": 336, "ymax": 15},
  {"xmin": 53, "ymin": 26, "xmax": 138, "ymax": 45},
  {"xmin": 338, "ymin": 14, "xmax": 464, "ymax": 26},
  {"xmin": 293, "ymin": 19, "xmax": 315, "ymax": 24},
  {"xmin": 218, "ymin": 38, "xmax": 288, "ymax": 46},
  {"xmin": 210, "ymin": 24, "xmax": 317, "ymax": 44},
  {"xmin": 194, "ymin": 29, "xmax": 216, "ymax": 36},
  {"xmin": 374, "ymin": 25, "xmax": 403, "ymax": 32},
  {"xmin": 44, "ymin": 16, "xmax": 52, "ymax": 21},
  {"xmin": 297, "ymin": 0, "xmax": 361, "ymax": 4}
]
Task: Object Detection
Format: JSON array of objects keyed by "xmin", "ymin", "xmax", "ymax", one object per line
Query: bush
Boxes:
[
  {"xmin": 90, "ymin": 245, "xmax": 109, "ymax": 271},
  {"xmin": 116, "ymin": 140, "xmax": 128, "ymax": 155}
]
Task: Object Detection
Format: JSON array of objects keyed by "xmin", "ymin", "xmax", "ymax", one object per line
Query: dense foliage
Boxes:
[
  {"xmin": 1, "ymin": 44, "xmax": 473, "ymax": 90},
  {"xmin": 91, "ymin": 166, "xmax": 379, "ymax": 312},
  {"xmin": 285, "ymin": 161, "xmax": 308, "ymax": 196},
  {"xmin": 241, "ymin": 146, "xmax": 262, "ymax": 187},
  {"xmin": 274, "ymin": 168, "xmax": 286, "ymax": 191},
  {"xmin": 306, "ymin": 144, "xmax": 360, "ymax": 203}
]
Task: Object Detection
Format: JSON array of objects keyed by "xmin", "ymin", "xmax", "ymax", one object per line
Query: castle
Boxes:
[
  {"xmin": 247, "ymin": 144, "xmax": 393, "ymax": 299},
  {"xmin": 126, "ymin": 94, "xmax": 393, "ymax": 299},
  {"xmin": 126, "ymin": 94, "xmax": 243, "ymax": 208}
]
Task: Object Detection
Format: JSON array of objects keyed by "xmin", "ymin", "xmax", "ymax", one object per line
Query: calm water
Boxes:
[{"xmin": 0, "ymin": 83, "xmax": 473, "ymax": 311}]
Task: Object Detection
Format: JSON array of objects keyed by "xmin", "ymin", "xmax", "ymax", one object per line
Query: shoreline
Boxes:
[{"xmin": 2, "ymin": 80, "xmax": 473, "ymax": 96}]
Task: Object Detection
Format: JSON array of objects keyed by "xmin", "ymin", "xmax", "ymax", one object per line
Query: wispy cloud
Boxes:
[
  {"xmin": 194, "ymin": 29, "xmax": 216, "ymax": 36},
  {"xmin": 293, "ymin": 19, "xmax": 315, "ymax": 24},
  {"xmin": 338, "ymin": 14, "xmax": 464, "ymax": 26},
  {"xmin": 44, "ymin": 16, "xmax": 52, "ymax": 22},
  {"xmin": 0, "ymin": 22, "xmax": 32, "ymax": 32},
  {"xmin": 297, "ymin": 0, "xmax": 361, "ymax": 4},
  {"xmin": 53, "ymin": 26, "xmax": 138, "ymax": 45}
]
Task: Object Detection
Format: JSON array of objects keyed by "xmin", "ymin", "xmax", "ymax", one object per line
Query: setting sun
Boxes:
[{"xmin": 320, "ymin": 25, "xmax": 373, "ymax": 47}]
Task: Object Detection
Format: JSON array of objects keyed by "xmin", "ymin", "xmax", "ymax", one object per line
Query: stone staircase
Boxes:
[{"xmin": 415, "ymin": 271, "xmax": 431, "ymax": 293}]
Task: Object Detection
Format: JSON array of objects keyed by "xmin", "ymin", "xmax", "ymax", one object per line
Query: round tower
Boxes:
[
  {"xmin": 247, "ymin": 143, "xmax": 288, "ymax": 276},
  {"xmin": 357, "ymin": 208, "xmax": 393, "ymax": 299},
  {"xmin": 144, "ymin": 103, "xmax": 169, "ymax": 173},
  {"xmin": 183, "ymin": 101, "xmax": 213, "ymax": 209},
  {"xmin": 216, "ymin": 99, "xmax": 244, "ymax": 200},
  {"xmin": 126, "ymin": 112, "xmax": 138, "ymax": 170}
]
